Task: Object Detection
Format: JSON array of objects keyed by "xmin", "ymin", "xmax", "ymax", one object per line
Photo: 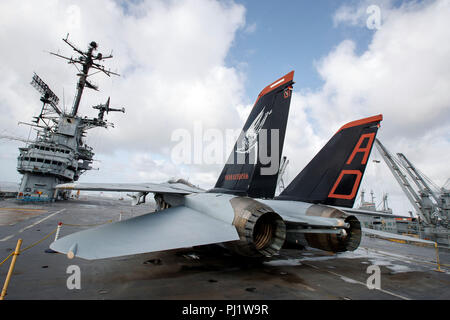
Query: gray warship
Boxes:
[{"xmin": 16, "ymin": 36, "xmax": 125, "ymax": 201}]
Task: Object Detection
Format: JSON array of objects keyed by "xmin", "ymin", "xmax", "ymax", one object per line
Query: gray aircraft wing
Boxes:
[
  {"xmin": 50, "ymin": 205, "xmax": 239, "ymax": 260},
  {"xmin": 55, "ymin": 181, "xmax": 203, "ymax": 195}
]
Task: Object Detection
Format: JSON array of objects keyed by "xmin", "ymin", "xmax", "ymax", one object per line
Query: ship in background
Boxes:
[
  {"xmin": 349, "ymin": 189, "xmax": 419, "ymax": 236},
  {"xmin": 15, "ymin": 35, "xmax": 125, "ymax": 201},
  {"xmin": 357, "ymin": 189, "xmax": 392, "ymax": 214}
]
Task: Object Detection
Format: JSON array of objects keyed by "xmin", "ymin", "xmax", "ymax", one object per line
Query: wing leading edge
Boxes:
[
  {"xmin": 55, "ymin": 181, "xmax": 203, "ymax": 195},
  {"xmin": 50, "ymin": 205, "xmax": 239, "ymax": 260}
]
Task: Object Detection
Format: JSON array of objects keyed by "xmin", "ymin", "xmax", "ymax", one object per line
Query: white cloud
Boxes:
[
  {"xmin": 281, "ymin": 0, "xmax": 450, "ymax": 216},
  {"xmin": 244, "ymin": 22, "xmax": 257, "ymax": 34},
  {"xmin": 333, "ymin": 0, "xmax": 395, "ymax": 27},
  {"xmin": 0, "ymin": 0, "xmax": 247, "ymax": 187}
]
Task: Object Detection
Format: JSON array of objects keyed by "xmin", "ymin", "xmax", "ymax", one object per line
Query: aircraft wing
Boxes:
[
  {"xmin": 55, "ymin": 181, "xmax": 203, "ymax": 195},
  {"xmin": 50, "ymin": 205, "xmax": 239, "ymax": 260}
]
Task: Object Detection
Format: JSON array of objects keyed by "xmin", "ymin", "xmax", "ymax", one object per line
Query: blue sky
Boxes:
[{"xmin": 227, "ymin": 0, "xmax": 373, "ymax": 100}]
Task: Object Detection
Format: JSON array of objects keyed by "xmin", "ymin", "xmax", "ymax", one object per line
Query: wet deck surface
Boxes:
[
  {"xmin": 0, "ymin": 207, "xmax": 47, "ymax": 226},
  {"xmin": 0, "ymin": 196, "xmax": 449, "ymax": 300}
]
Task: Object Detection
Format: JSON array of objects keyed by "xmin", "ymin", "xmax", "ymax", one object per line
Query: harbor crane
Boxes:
[{"xmin": 374, "ymin": 139, "xmax": 449, "ymax": 228}]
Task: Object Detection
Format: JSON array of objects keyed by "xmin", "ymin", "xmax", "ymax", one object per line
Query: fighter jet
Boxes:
[{"xmin": 51, "ymin": 71, "xmax": 383, "ymax": 260}]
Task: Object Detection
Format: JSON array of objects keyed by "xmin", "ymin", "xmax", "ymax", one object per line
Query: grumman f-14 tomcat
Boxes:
[{"xmin": 51, "ymin": 71, "xmax": 383, "ymax": 260}]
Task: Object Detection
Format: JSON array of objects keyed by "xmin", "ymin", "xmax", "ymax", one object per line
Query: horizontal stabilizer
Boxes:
[
  {"xmin": 50, "ymin": 205, "xmax": 239, "ymax": 260},
  {"xmin": 260, "ymin": 200, "xmax": 347, "ymax": 228},
  {"xmin": 362, "ymin": 228, "xmax": 435, "ymax": 245}
]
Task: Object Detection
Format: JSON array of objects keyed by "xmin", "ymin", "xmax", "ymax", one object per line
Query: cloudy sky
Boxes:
[{"xmin": 0, "ymin": 0, "xmax": 449, "ymax": 216}]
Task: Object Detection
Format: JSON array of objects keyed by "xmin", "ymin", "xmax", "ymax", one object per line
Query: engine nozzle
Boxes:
[
  {"xmin": 302, "ymin": 205, "xmax": 362, "ymax": 252},
  {"xmin": 226, "ymin": 197, "xmax": 286, "ymax": 257}
]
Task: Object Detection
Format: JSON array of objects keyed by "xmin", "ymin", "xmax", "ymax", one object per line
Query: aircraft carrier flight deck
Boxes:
[{"xmin": 0, "ymin": 195, "xmax": 448, "ymax": 300}]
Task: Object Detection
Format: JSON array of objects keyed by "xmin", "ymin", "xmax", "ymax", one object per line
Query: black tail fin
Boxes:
[
  {"xmin": 276, "ymin": 114, "xmax": 383, "ymax": 208},
  {"xmin": 211, "ymin": 71, "xmax": 294, "ymax": 198}
]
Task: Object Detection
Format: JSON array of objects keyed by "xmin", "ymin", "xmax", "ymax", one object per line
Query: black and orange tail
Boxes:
[
  {"xmin": 276, "ymin": 115, "xmax": 383, "ymax": 208},
  {"xmin": 211, "ymin": 71, "xmax": 294, "ymax": 198}
]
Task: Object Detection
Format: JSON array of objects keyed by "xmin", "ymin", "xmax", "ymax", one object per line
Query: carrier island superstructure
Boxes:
[{"xmin": 16, "ymin": 36, "xmax": 125, "ymax": 201}]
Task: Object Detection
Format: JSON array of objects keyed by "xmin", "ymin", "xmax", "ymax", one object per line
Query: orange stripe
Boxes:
[
  {"xmin": 253, "ymin": 70, "xmax": 295, "ymax": 106},
  {"xmin": 337, "ymin": 114, "xmax": 383, "ymax": 133}
]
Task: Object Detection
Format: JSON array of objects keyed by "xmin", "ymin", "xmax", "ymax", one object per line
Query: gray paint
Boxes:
[
  {"xmin": 50, "ymin": 204, "xmax": 239, "ymax": 260},
  {"xmin": 55, "ymin": 181, "xmax": 203, "ymax": 195}
]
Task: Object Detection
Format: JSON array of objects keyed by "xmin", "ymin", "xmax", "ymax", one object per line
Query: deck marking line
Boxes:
[
  {"xmin": 303, "ymin": 262, "xmax": 411, "ymax": 300},
  {"xmin": 0, "ymin": 209, "xmax": 66, "ymax": 242},
  {"xmin": 0, "ymin": 235, "xmax": 14, "ymax": 242},
  {"xmin": 361, "ymin": 246, "xmax": 445, "ymax": 269}
]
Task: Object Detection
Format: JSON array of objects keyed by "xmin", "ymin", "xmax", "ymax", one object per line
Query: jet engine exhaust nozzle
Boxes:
[
  {"xmin": 227, "ymin": 197, "xmax": 286, "ymax": 257},
  {"xmin": 304, "ymin": 211, "xmax": 362, "ymax": 253}
]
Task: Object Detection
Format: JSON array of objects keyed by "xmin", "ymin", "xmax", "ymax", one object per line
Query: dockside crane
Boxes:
[{"xmin": 374, "ymin": 139, "xmax": 449, "ymax": 227}]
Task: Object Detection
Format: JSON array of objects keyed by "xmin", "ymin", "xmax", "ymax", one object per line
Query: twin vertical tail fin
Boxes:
[
  {"xmin": 277, "ymin": 115, "xmax": 383, "ymax": 208},
  {"xmin": 211, "ymin": 70, "xmax": 381, "ymax": 206},
  {"xmin": 211, "ymin": 71, "xmax": 295, "ymax": 198}
]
